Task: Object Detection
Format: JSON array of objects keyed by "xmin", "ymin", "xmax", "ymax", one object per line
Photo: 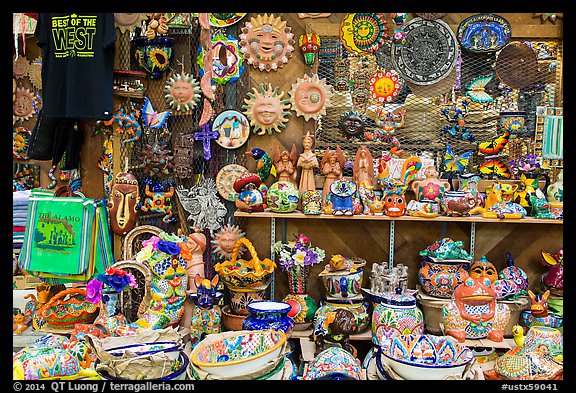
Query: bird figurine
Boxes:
[
  {"xmin": 245, "ymin": 147, "xmax": 277, "ymax": 183},
  {"xmin": 400, "ymin": 156, "xmax": 422, "ymax": 188},
  {"xmin": 511, "ymin": 324, "xmax": 525, "ymax": 347}
]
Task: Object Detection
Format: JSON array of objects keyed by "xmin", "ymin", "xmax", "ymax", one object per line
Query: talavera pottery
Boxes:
[
  {"xmin": 319, "ymin": 264, "xmax": 364, "ymax": 299},
  {"xmin": 546, "ymin": 169, "xmax": 563, "ymax": 203},
  {"xmin": 216, "ymin": 164, "xmax": 249, "ymax": 202},
  {"xmin": 377, "ymin": 334, "xmax": 473, "ymax": 380},
  {"xmin": 406, "ymin": 199, "xmax": 439, "ymax": 217},
  {"xmin": 95, "ymin": 351, "xmax": 189, "ymax": 381},
  {"xmin": 303, "ymin": 346, "xmax": 364, "ymax": 380},
  {"xmin": 499, "ymin": 111, "xmax": 526, "ymax": 136},
  {"xmin": 133, "ymin": 36, "xmax": 175, "ymax": 79},
  {"xmin": 242, "ymin": 301, "xmax": 295, "ymax": 335},
  {"xmin": 372, "ymin": 289, "xmax": 424, "ymax": 346},
  {"xmin": 485, "ymin": 345, "xmax": 563, "ymax": 380},
  {"xmin": 267, "ymin": 181, "xmax": 300, "ymax": 213},
  {"xmin": 441, "ymin": 190, "xmax": 476, "ymax": 216},
  {"xmin": 301, "ymin": 190, "xmax": 323, "ymax": 215},
  {"xmin": 498, "ymin": 252, "xmax": 529, "ymax": 295},
  {"xmin": 418, "ymin": 257, "xmax": 470, "ymax": 298},
  {"xmin": 321, "ymin": 297, "xmax": 371, "ymax": 332},
  {"xmin": 522, "ymin": 326, "xmax": 563, "ymax": 358},
  {"xmin": 190, "ymin": 330, "xmax": 287, "ymax": 378},
  {"xmin": 39, "ymin": 288, "xmax": 99, "ymax": 331},
  {"xmin": 106, "ymin": 341, "xmax": 182, "ymax": 362},
  {"xmin": 283, "ymin": 293, "xmax": 318, "ymax": 330}
]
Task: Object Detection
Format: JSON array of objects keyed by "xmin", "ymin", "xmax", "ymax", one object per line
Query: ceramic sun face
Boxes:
[
  {"xmin": 114, "ymin": 13, "xmax": 148, "ymax": 33},
  {"xmin": 164, "ymin": 72, "xmax": 202, "ymax": 112},
  {"xmin": 370, "ymin": 70, "xmax": 403, "ymax": 103},
  {"xmin": 340, "ymin": 13, "xmax": 389, "ymax": 55},
  {"xmin": 211, "ymin": 224, "xmax": 246, "ymax": 260},
  {"xmin": 243, "ymin": 83, "xmax": 291, "ymax": 135},
  {"xmin": 239, "ymin": 13, "xmax": 295, "ymax": 72},
  {"xmin": 288, "ymin": 74, "xmax": 333, "ymax": 121},
  {"xmin": 13, "ymin": 87, "xmax": 36, "ymax": 123}
]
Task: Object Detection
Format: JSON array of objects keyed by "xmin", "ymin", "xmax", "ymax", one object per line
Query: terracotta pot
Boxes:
[{"xmin": 221, "ymin": 305, "xmax": 247, "ymax": 331}]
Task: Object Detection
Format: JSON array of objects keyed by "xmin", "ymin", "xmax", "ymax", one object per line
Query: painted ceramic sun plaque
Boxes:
[
  {"xmin": 213, "ymin": 110, "xmax": 250, "ymax": 149},
  {"xmin": 288, "ymin": 73, "xmax": 333, "ymax": 121},
  {"xmin": 114, "ymin": 13, "xmax": 148, "ymax": 33},
  {"xmin": 457, "ymin": 13, "xmax": 511, "ymax": 52},
  {"xmin": 198, "ymin": 35, "xmax": 244, "ymax": 85},
  {"xmin": 391, "ymin": 18, "xmax": 458, "ymax": 85},
  {"xmin": 340, "ymin": 13, "xmax": 388, "ymax": 54},
  {"xmin": 239, "ymin": 14, "xmax": 295, "ymax": 72},
  {"xmin": 369, "ymin": 70, "xmax": 403, "ymax": 103},
  {"xmin": 243, "ymin": 83, "xmax": 291, "ymax": 135},
  {"xmin": 209, "ymin": 13, "xmax": 246, "ymax": 27},
  {"xmin": 164, "ymin": 72, "xmax": 202, "ymax": 112}
]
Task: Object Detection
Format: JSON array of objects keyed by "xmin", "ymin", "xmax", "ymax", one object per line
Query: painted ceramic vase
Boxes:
[
  {"xmin": 228, "ymin": 287, "xmax": 268, "ymax": 316},
  {"xmin": 283, "ymin": 293, "xmax": 318, "ymax": 330},
  {"xmin": 441, "ymin": 190, "xmax": 476, "ymax": 216},
  {"xmin": 418, "ymin": 257, "xmax": 470, "ymax": 298},
  {"xmin": 302, "ymin": 190, "xmax": 323, "ymax": 215},
  {"xmin": 329, "ymin": 179, "xmax": 357, "ymax": 215},
  {"xmin": 411, "ymin": 166, "xmax": 451, "ymax": 202},
  {"xmin": 546, "ymin": 169, "xmax": 563, "ymax": 203},
  {"xmin": 319, "ymin": 267, "xmax": 364, "ymax": 299},
  {"xmin": 92, "ymin": 290, "xmax": 126, "ymax": 337},
  {"xmin": 133, "ymin": 36, "xmax": 175, "ymax": 79},
  {"xmin": 242, "ymin": 300, "xmax": 295, "ymax": 335},
  {"xmin": 548, "ymin": 202, "xmax": 563, "ymax": 219},
  {"xmin": 371, "ymin": 289, "xmax": 424, "ymax": 347},
  {"xmin": 267, "ymin": 181, "xmax": 299, "ymax": 213},
  {"xmin": 498, "ymin": 253, "xmax": 529, "ymax": 295},
  {"xmin": 456, "ymin": 172, "xmax": 484, "ymax": 208},
  {"xmin": 322, "ymin": 297, "xmax": 371, "ymax": 332}
]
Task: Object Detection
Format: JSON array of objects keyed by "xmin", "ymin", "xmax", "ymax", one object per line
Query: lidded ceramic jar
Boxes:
[{"xmin": 372, "ymin": 288, "xmax": 424, "ymax": 347}]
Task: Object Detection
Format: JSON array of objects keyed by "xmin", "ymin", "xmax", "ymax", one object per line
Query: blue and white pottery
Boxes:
[
  {"xmin": 303, "ymin": 346, "xmax": 363, "ymax": 380},
  {"xmin": 242, "ymin": 301, "xmax": 295, "ymax": 335}
]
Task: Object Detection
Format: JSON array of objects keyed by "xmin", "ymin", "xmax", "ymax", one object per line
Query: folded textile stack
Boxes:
[{"xmin": 13, "ymin": 190, "xmax": 31, "ymax": 250}]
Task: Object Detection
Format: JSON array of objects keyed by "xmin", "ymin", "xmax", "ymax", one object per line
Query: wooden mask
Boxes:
[{"xmin": 108, "ymin": 171, "xmax": 140, "ymax": 236}]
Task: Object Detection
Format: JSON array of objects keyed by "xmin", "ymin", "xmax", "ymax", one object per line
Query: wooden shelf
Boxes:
[{"xmin": 234, "ymin": 210, "xmax": 563, "ymax": 225}]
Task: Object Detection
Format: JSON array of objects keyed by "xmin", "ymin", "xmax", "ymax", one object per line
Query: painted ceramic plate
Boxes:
[
  {"xmin": 369, "ymin": 70, "xmax": 403, "ymax": 103},
  {"xmin": 457, "ymin": 13, "xmax": 511, "ymax": 52},
  {"xmin": 216, "ymin": 164, "xmax": 249, "ymax": 201},
  {"xmin": 213, "ymin": 110, "xmax": 251, "ymax": 149},
  {"xmin": 209, "ymin": 13, "xmax": 246, "ymax": 27},
  {"xmin": 391, "ymin": 18, "xmax": 458, "ymax": 85},
  {"xmin": 340, "ymin": 13, "xmax": 388, "ymax": 54}
]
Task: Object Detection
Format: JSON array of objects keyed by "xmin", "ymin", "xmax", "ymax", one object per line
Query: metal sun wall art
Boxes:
[{"xmin": 176, "ymin": 178, "xmax": 227, "ymax": 232}]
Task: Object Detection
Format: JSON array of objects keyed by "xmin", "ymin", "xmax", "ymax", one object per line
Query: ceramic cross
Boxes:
[{"xmin": 194, "ymin": 121, "xmax": 219, "ymax": 160}]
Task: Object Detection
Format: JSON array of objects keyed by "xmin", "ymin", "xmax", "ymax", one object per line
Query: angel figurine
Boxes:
[
  {"xmin": 320, "ymin": 145, "xmax": 345, "ymax": 205},
  {"xmin": 353, "ymin": 146, "xmax": 375, "ymax": 191},
  {"xmin": 274, "ymin": 143, "xmax": 298, "ymax": 187},
  {"xmin": 297, "ymin": 131, "xmax": 319, "ymax": 196}
]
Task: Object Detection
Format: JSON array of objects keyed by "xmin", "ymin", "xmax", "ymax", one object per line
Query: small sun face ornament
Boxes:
[
  {"xmin": 370, "ymin": 70, "xmax": 403, "ymax": 103},
  {"xmin": 239, "ymin": 13, "xmax": 295, "ymax": 72},
  {"xmin": 299, "ymin": 32, "xmax": 321, "ymax": 65},
  {"xmin": 164, "ymin": 72, "xmax": 201, "ymax": 112},
  {"xmin": 13, "ymin": 57, "xmax": 30, "ymax": 79},
  {"xmin": 288, "ymin": 73, "xmax": 333, "ymax": 121},
  {"xmin": 337, "ymin": 110, "xmax": 366, "ymax": 140},
  {"xmin": 340, "ymin": 13, "xmax": 389, "ymax": 55},
  {"xmin": 28, "ymin": 57, "xmax": 42, "ymax": 90},
  {"xmin": 198, "ymin": 35, "xmax": 244, "ymax": 85},
  {"xmin": 114, "ymin": 13, "xmax": 148, "ymax": 34},
  {"xmin": 13, "ymin": 127, "xmax": 31, "ymax": 159},
  {"xmin": 211, "ymin": 224, "xmax": 246, "ymax": 260},
  {"xmin": 243, "ymin": 83, "xmax": 291, "ymax": 135},
  {"xmin": 13, "ymin": 87, "xmax": 36, "ymax": 123},
  {"xmin": 138, "ymin": 138, "xmax": 174, "ymax": 178}
]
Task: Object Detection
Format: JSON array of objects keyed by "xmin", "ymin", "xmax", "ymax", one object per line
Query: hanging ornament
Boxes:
[
  {"xmin": 369, "ymin": 70, "xmax": 403, "ymax": 103},
  {"xmin": 299, "ymin": 31, "xmax": 321, "ymax": 65},
  {"xmin": 28, "ymin": 56, "xmax": 42, "ymax": 90},
  {"xmin": 164, "ymin": 71, "xmax": 202, "ymax": 112},
  {"xmin": 198, "ymin": 34, "xmax": 245, "ymax": 85},
  {"xmin": 441, "ymin": 100, "xmax": 475, "ymax": 142},
  {"xmin": 13, "ymin": 86, "xmax": 36, "ymax": 123},
  {"xmin": 140, "ymin": 179, "xmax": 176, "ymax": 224},
  {"xmin": 13, "ymin": 127, "xmax": 31, "ymax": 159},
  {"xmin": 243, "ymin": 83, "xmax": 291, "ymax": 135},
  {"xmin": 114, "ymin": 13, "xmax": 148, "ymax": 34},
  {"xmin": 340, "ymin": 13, "xmax": 388, "ymax": 54},
  {"xmin": 108, "ymin": 171, "xmax": 140, "ymax": 236},
  {"xmin": 216, "ymin": 164, "xmax": 250, "ymax": 202},
  {"xmin": 213, "ymin": 110, "xmax": 251, "ymax": 149},
  {"xmin": 443, "ymin": 145, "xmax": 473, "ymax": 173},
  {"xmin": 239, "ymin": 14, "xmax": 295, "ymax": 72},
  {"xmin": 138, "ymin": 137, "xmax": 174, "ymax": 178},
  {"xmin": 465, "ymin": 74, "xmax": 495, "ymax": 103},
  {"xmin": 176, "ymin": 178, "xmax": 228, "ymax": 232},
  {"xmin": 193, "ymin": 122, "xmax": 219, "ymax": 161},
  {"xmin": 337, "ymin": 110, "xmax": 367, "ymax": 140},
  {"xmin": 288, "ymin": 73, "xmax": 333, "ymax": 121},
  {"xmin": 13, "ymin": 57, "xmax": 29, "ymax": 79},
  {"xmin": 173, "ymin": 134, "xmax": 194, "ymax": 179},
  {"xmin": 211, "ymin": 224, "xmax": 246, "ymax": 260},
  {"xmin": 102, "ymin": 101, "xmax": 143, "ymax": 145}
]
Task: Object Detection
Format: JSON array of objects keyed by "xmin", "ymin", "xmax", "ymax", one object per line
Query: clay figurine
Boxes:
[
  {"xmin": 274, "ymin": 143, "xmax": 298, "ymax": 187},
  {"xmin": 310, "ymin": 307, "xmax": 358, "ymax": 357},
  {"xmin": 383, "ymin": 186, "xmax": 407, "ymax": 217},
  {"xmin": 480, "ymin": 182, "xmax": 527, "ymax": 219},
  {"xmin": 189, "ymin": 274, "xmax": 223, "ymax": 348},
  {"xmin": 411, "ymin": 165, "xmax": 450, "ymax": 203},
  {"xmin": 140, "ymin": 179, "xmax": 176, "ymax": 223},
  {"xmin": 211, "ymin": 224, "xmax": 246, "ymax": 260},
  {"xmin": 353, "ymin": 146, "xmax": 374, "ymax": 192},
  {"xmin": 521, "ymin": 290, "xmax": 563, "ymax": 330},
  {"xmin": 320, "ymin": 146, "xmax": 345, "ymax": 205},
  {"xmin": 297, "ymin": 131, "xmax": 319, "ymax": 196},
  {"xmin": 469, "ymin": 255, "xmax": 498, "ymax": 284},
  {"xmin": 234, "ymin": 173, "xmax": 266, "ymax": 212},
  {"xmin": 337, "ymin": 110, "xmax": 366, "ymax": 140}
]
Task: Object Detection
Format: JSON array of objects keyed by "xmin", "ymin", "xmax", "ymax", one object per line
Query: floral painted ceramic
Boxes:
[
  {"xmin": 419, "ymin": 237, "xmax": 473, "ymax": 261},
  {"xmin": 189, "ymin": 275, "xmax": 223, "ymax": 347},
  {"xmin": 228, "ymin": 288, "xmax": 267, "ymax": 316},
  {"xmin": 133, "ymin": 36, "xmax": 174, "ymax": 79},
  {"xmin": 301, "ymin": 190, "xmax": 323, "ymax": 215},
  {"xmin": 322, "ymin": 297, "xmax": 371, "ymax": 332},
  {"xmin": 267, "ymin": 181, "xmax": 300, "ymax": 213},
  {"xmin": 492, "ymin": 279, "xmax": 519, "ymax": 300},
  {"xmin": 283, "ymin": 293, "xmax": 318, "ymax": 329},
  {"xmin": 522, "ymin": 326, "xmax": 563, "ymax": 358},
  {"xmin": 498, "ymin": 253, "xmax": 529, "ymax": 295},
  {"xmin": 469, "ymin": 256, "xmax": 498, "ymax": 283},
  {"xmin": 243, "ymin": 300, "xmax": 295, "ymax": 334},
  {"xmin": 486, "ymin": 345, "xmax": 563, "ymax": 380},
  {"xmin": 303, "ymin": 346, "xmax": 363, "ymax": 380},
  {"xmin": 441, "ymin": 190, "xmax": 476, "ymax": 216},
  {"xmin": 329, "ymin": 179, "xmax": 357, "ymax": 215},
  {"xmin": 234, "ymin": 173, "xmax": 266, "ymax": 212},
  {"xmin": 372, "ymin": 289, "xmax": 424, "ymax": 346},
  {"xmin": 521, "ymin": 290, "xmax": 563, "ymax": 329},
  {"xmin": 411, "ymin": 165, "xmax": 450, "ymax": 203},
  {"xmin": 442, "ymin": 276, "xmax": 511, "ymax": 342},
  {"xmin": 406, "ymin": 199, "xmax": 439, "ymax": 218},
  {"xmin": 319, "ymin": 266, "xmax": 364, "ymax": 299},
  {"xmin": 418, "ymin": 258, "xmax": 470, "ymax": 298}
]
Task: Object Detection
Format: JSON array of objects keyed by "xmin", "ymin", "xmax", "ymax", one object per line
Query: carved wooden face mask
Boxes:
[{"xmin": 108, "ymin": 172, "xmax": 140, "ymax": 236}]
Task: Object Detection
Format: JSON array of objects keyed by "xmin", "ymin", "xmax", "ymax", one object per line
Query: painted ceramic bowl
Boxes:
[
  {"xmin": 378, "ymin": 334, "xmax": 473, "ymax": 380},
  {"xmin": 303, "ymin": 346, "xmax": 363, "ymax": 380},
  {"xmin": 190, "ymin": 330, "xmax": 287, "ymax": 378},
  {"xmin": 106, "ymin": 341, "xmax": 182, "ymax": 361},
  {"xmin": 267, "ymin": 181, "xmax": 299, "ymax": 213},
  {"xmin": 96, "ymin": 351, "xmax": 189, "ymax": 380},
  {"xmin": 418, "ymin": 257, "xmax": 470, "ymax": 298},
  {"xmin": 523, "ymin": 326, "xmax": 563, "ymax": 357}
]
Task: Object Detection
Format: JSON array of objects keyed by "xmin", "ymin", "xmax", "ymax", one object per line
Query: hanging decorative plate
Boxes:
[
  {"xmin": 13, "ymin": 87, "xmax": 36, "ymax": 122},
  {"xmin": 288, "ymin": 73, "xmax": 333, "ymax": 121},
  {"xmin": 369, "ymin": 70, "xmax": 403, "ymax": 103},
  {"xmin": 457, "ymin": 13, "xmax": 511, "ymax": 52},
  {"xmin": 340, "ymin": 13, "xmax": 388, "ymax": 54},
  {"xmin": 13, "ymin": 127, "xmax": 31, "ymax": 159},
  {"xmin": 391, "ymin": 17, "xmax": 458, "ymax": 86},
  {"xmin": 213, "ymin": 110, "xmax": 251, "ymax": 149},
  {"xmin": 415, "ymin": 13, "xmax": 446, "ymax": 20},
  {"xmin": 496, "ymin": 42, "xmax": 538, "ymax": 89},
  {"xmin": 28, "ymin": 57, "xmax": 42, "ymax": 90},
  {"xmin": 239, "ymin": 14, "xmax": 295, "ymax": 72},
  {"xmin": 243, "ymin": 83, "xmax": 292, "ymax": 135},
  {"xmin": 163, "ymin": 72, "xmax": 202, "ymax": 112},
  {"xmin": 164, "ymin": 13, "xmax": 191, "ymax": 28},
  {"xmin": 13, "ymin": 57, "xmax": 30, "ymax": 79},
  {"xmin": 114, "ymin": 13, "xmax": 148, "ymax": 33},
  {"xmin": 216, "ymin": 164, "xmax": 250, "ymax": 202},
  {"xmin": 209, "ymin": 13, "xmax": 247, "ymax": 27},
  {"xmin": 197, "ymin": 34, "xmax": 244, "ymax": 85}
]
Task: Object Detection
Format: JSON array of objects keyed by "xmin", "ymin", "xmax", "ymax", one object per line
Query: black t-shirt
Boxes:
[{"xmin": 35, "ymin": 13, "xmax": 116, "ymax": 119}]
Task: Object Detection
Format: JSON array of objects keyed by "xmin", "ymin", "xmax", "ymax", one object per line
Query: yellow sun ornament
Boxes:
[
  {"xmin": 164, "ymin": 72, "xmax": 202, "ymax": 112},
  {"xmin": 288, "ymin": 73, "xmax": 333, "ymax": 121},
  {"xmin": 239, "ymin": 13, "xmax": 295, "ymax": 72},
  {"xmin": 243, "ymin": 83, "xmax": 291, "ymax": 135}
]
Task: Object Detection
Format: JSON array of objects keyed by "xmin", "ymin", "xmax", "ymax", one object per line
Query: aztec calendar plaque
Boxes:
[{"xmin": 391, "ymin": 17, "xmax": 458, "ymax": 86}]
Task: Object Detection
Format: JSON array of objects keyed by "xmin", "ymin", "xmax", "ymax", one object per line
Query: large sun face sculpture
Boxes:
[
  {"xmin": 243, "ymin": 83, "xmax": 291, "ymax": 135},
  {"xmin": 211, "ymin": 224, "xmax": 246, "ymax": 260},
  {"xmin": 288, "ymin": 73, "xmax": 333, "ymax": 121},
  {"xmin": 164, "ymin": 72, "xmax": 202, "ymax": 112},
  {"xmin": 239, "ymin": 13, "xmax": 295, "ymax": 72}
]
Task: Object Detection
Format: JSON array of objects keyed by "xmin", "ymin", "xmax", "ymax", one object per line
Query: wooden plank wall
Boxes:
[{"xmin": 237, "ymin": 13, "xmax": 564, "ymax": 302}]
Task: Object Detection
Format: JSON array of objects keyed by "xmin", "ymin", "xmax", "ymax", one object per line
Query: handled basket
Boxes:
[{"xmin": 214, "ymin": 237, "xmax": 276, "ymax": 290}]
